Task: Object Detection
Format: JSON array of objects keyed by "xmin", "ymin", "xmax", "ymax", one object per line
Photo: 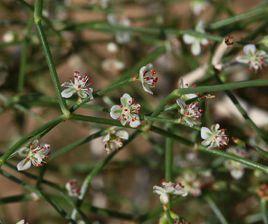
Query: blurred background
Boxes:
[{"xmin": 0, "ymin": 0, "xmax": 268, "ymax": 223}]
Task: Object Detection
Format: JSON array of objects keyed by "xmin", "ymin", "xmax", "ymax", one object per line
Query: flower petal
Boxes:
[
  {"xmin": 183, "ymin": 34, "xmax": 195, "ymax": 44},
  {"xmin": 116, "ymin": 130, "xmax": 129, "ymax": 140},
  {"xmin": 200, "ymin": 127, "xmax": 212, "ymax": 139},
  {"xmin": 120, "ymin": 93, "xmax": 132, "ymax": 107},
  {"xmin": 243, "ymin": 44, "xmax": 256, "ymax": 55},
  {"xmin": 61, "ymin": 87, "xmax": 76, "ymax": 98},
  {"xmin": 129, "ymin": 115, "xmax": 141, "ymax": 128},
  {"xmin": 110, "ymin": 105, "xmax": 122, "ymax": 119},
  {"xmin": 191, "ymin": 42, "xmax": 201, "ymax": 55},
  {"xmin": 17, "ymin": 158, "xmax": 32, "ymax": 171}
]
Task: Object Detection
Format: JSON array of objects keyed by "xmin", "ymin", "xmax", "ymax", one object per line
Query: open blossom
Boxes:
[
  {"xmin": 153, "ymin": 181, "xmax": 188, "ymax": 204},
  {"xmin": 65, "ymin": 179, "xmax": 81, "ymax": 198},
  {"xmin": 177, "ymin": 172, "xmax": 202, "ymax": 197},
  {"xmin": 61, "ymin": 71, "xmax": 93, "ymax": 99},
  {"xmin": 183, "ymin": 21, "xmax": 208, "ymax": 55},
  {"xmin": 139, "ymin": 63, "xmax": 159, "ymax": 95},
  {"xmin": 201, "ymin": 124, "xmax": 229, "ymax": 148},
  {"xmin": 110, "ymin": 93, "xmax": 141, "ymax": 128},
  {"xmin": 102, "ymin": 127, "xmax": 129, "ymax": 153},
  {"xmin": 224, "ymin": 148, "xmax": 246, "ymax": 179},
  {"xmin": 176, "ymin": 99, "xmax": 202, "ymax": 127},
  {"xmin": 107, "ymin": 14, "xmax": 131, "ymax": 44},
  {"xmin": 17, "ymin": 140, "xmax": 50, "ymax": 171},
  {"xmin": 236, "ymin": 44, "xmax": 268, "ymax": 71}
]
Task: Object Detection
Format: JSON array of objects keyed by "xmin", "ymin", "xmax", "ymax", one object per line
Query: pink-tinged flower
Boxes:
[
  {"xmin": 139, "ymin": 63, "xmax": 159, "ymax": 95},
  {"xmin": 177, "ymin": 172, "xmax": 202, "ymax": 197},
  {"xmin": 110, "ymin": 93, "xmax": 141, "ymax": 128},
  {"xmin": 224, "ymin": 147, "xmax": 246, "ymax": 179},
  {"xmin": 61, "ymin": 71, "xmax": 93, "ymax": 99},
  {"xmin": 201, "ymin": 124, "xmax": 229, "ymax": 148},
  {"xmin": 102, "ymin": 127, "xmax": 129, "ymax": 153},
  {"xmin": 183, "ymin": 21, "xmax": 208, "ymax": 55},
  {"xmin": 65, "ymin": 179, "xmax": 81, "ymax": 198},
  {"xmin": 153, "ymin": 181, "xmax": 188, "ymax": 204},
  {"xmin": 176, "ymin": 99, "xmax": 202, "ymax": 127},
  {"xmin": 236, "ymin": 44, "xmax": 268, "ymax": 71},
  {"xmin": 17, "ymin": 140, "xmax": 50, "ymax": 171}
]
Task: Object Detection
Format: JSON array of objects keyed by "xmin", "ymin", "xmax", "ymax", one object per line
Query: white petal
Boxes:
[
  {"xmin": 201, "ymin": 139, "xmax": 212, "ymax": 147},
  {"xmin": 243, "ymin": 44, "xmax": 256, "ymax": 55},
  {"xmin": 200, "ymin": 127, "xmax": 212, "ymax": 139},
  {"xmin": 191, "ymin": 42, "xmax": 201, "ymax": 55},
  {"xmin": 201, "ymin": 38, "xmax": 208, "ymax": 45},
  {"xmin": 102, "ymin": 133, "xmax": 110, "ymax": 142},
  {"xmin": 159, "ymin": 193, "xmax": 169, "ymax": 204},
  {"xmin": 183, "ymin": 34, "xmax": 195, "ymax": 44},
  {"xmin": 142, "ymin": 83, "xmax": 153, "ymax": 95},
  {"xmin": 17, "ymin": 158, "xmax": 32, "ymax": 171},
  {"xmin": 61, "ymin": 88, "xmax": 76, "ymax": 98},
  {"xmin": 120, "ymin": 93, "xmax": 132, "ymax": 107},
  {"xmin": 116, "ymin": 130, "xmax": 129, "ymax": 140},
  {"xmin": 129, "ymin": 115, "xmax": 141, "ymax": 128},
  {"xmin": 110, "ymin": 105, "xmax": 121, "ymax": 119},
  {"xmin": 176, "ymin": 99, "xmax": 186, "ymax": 109},
  {"xmin": 231, "ymin": 169, "xmax": 244, "ymax": 179}
]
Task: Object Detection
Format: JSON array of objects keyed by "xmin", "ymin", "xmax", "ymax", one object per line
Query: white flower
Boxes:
[
  {"xmin": 177, "ymin": 172, "xmax": 202, "ymax": 197},
  {"xmin": 102, "ymin": 58, "xmax": 125, "ymax": 72},
  {"xmin": 153, "ymin": 181, "xmax": 188, "ymax": 204},
  {"xmin": 107, "ymin": 42, "xmax": 118, "ymax": 53},
  {"xmin": 190, "ymin": 0, "xmax": 208, "ymax": 15},
  {"xmin": 176, "ymin": 99, "xmax": 202, "ymax": 127},
  {"xmin": 183, "ymin": 21, "xmax": 208, "ymax": 55},
  {"xmin": 201, "ymin": 124, "xmax": 229, "ymax": 148},
  {"xmin": 61, "ymin": 71, "xmax": 94, "ymax": 99},
  {"xmin": 16, "ymin": 220, "xmax": 29, "ymax": 224},
  {"xmin": 102, "ymin": 127, "xmax": 129, "ymax": 153},
  {"xmin": 139, "ymin": 63, "xmax": 159, "ymax": 95},
  {"xmin": 65, "ymin": 179, "xmax": 81, "ymax": 198},
  {"xmin": 17, "ymin": 140, "xmax": 51, "ymax": 171},
  {"xmin": 236, "ymin": 44, "xmax": 268, "ymax": 71},
  {"xmin": 178, "ymin": 78, "xmax": 198, "ymax": 100},
  {"xmin": 110, "ymin": 93, "xmax": 141, "ymax": 128},
  {"xmin": 107, "ymin": 14, "xmax": 131, "ymax": 44},
  {"xmin": 2, "ymin": 31, "xmax": 15, "ymax": 43},
  {"xmin": 224, "ymin": 148, "xmax": 246, "ymax": 179}
]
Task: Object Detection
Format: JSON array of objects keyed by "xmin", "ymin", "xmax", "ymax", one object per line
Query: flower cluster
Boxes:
[
  {"xmin": 17, "ymin": 140, "xmax": 50, "ymax": 171},
  {"xmin": 61, "ymin": 71, "xmax": 94, "ymax": 100},
  {"xmin": 224, "ymin": 147, "xmax": 246, "ymax": 179},
  {"xmin": 139, "ymin": 63, "xmax": 159, "ymax": 95},
  {"xmin": 102, "ymin": 127, "xmax": 129, "ymax": 153},
  {"xmin": 153, "ymin": 181, "xmax": 188, "ymax": 205},
  {"xmin": 201, "ymin": 124, "xmax": 229, "ymax": 148},
  {"xmin": 183, "ymin": 21, "xmax": 208, "ymax": 55},
  {"xmin": 65, "ymin": 179, "xmax": 81, "ymax": 198},
  {"xmin": 110, "ymin": 93, "xmax": 141, "ymax": 128},
  {"xmin": 176, "ymin": 172, "xmax": 202, "ymax": 197},
  {"xmin": 236, "ymin": 44, "xmax": 268, "ymax": 71}
]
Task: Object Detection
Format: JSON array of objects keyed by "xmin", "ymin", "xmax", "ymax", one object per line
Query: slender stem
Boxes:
[
  {"xmin": 34, "ymin": 0, "xmax": 69, "ymax": 115},
  {"xmin": 261, "ymin": 199, "xmax": 268, "ymax": 224},
  {"xmin": 205, "ymin": 195, "xmax": 229, "ymax": 224},
  {"xmin": 165, "ymin": 138, "xmax": 173, "ymax": 181}
]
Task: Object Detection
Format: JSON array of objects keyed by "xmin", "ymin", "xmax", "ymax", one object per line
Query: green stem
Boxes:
[
  {"xmin": 165, "ymin": 138, "xmax": 173, "ymax": 181},
  {"xmin": 205, "ymin": 195, "xmax": 228, "ymax": 224},
  {"xmin": 34, "ymin": 0, "xmax": 69, "ymax": 115},
  {"xmin": 261, "ymin": 199, "xmax": 268, "ymax": 224}
]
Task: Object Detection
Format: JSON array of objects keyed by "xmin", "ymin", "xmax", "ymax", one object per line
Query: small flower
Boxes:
[
  {"xmin": 102, "ymin": 127, "xmax": 129, "ymax": 153},
  {"xmin": 224, "ymin": 147, "xmax": 246, "ymax": 179},
  {"xmin": 110, "ymin": 93, "xmax": 141, "ymax": 128},
  {"xmin": 153, "ymin": 181, "xmax": 188, "ymax": 204},
  {"xmin": 200, "ymin": 124, "xmax": 229, "ymax": 148},
  {"xmin": 236, "ymin": 44, "xmax": 268, "ymax": 71},
  {"xmin": 65, "ymin": 179, "xmax": 81, "ymax": 198},
  {"xmin": 183, "ymin": 21, "xmax": 208, "ymax": 55},
  {"xmin": 177, "ymin": 172, "xmax": 202, "ymax": 197},
  {"xmin": 139, "ymin": 63, "xmax": 159, "ymax": 95},
  {"xmin": 17, "ymin": 140, "xmax": 50, "ymax": 171},
  {"xmin": 16, "ymin": 220, "xmax": 29, "ymax": 224},
  {"xmin": 176, "ymin": 99, "xmax": 202, "ymax": 127},
  {"xmin": 190, "ymin": 0, "xmax": 208, "ymax": 15},
  {"xmin": 178, "ymin": 78, "xmax": 198, "ymax": 100},
  {"xmin": 102, "ymin": 58, "xmax": 125, "ymax": 72},
  {"xmin": 107, "ymin": 14, "xmax": 131, "ymax": 44},
  {"xmin": 61, "ymin": 71, "xmax": 93, "ymax": 100}
]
